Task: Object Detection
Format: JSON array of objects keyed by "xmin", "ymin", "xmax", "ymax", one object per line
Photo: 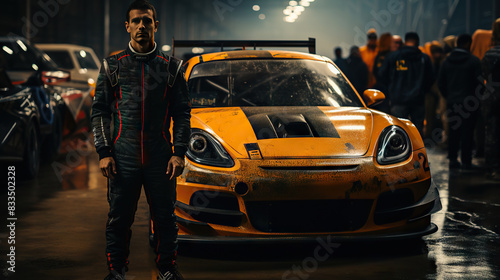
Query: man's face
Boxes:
[
  {"xmin": 367, "ymin": 37, "xmax": 377, "ymax": 49},
  {"xmin": 125, "ymin": 9, "xmax": 158, "ymax": 44},
  {"xmin": 391, "ymin": 38, "xmax": 402, "ymax": 51}
]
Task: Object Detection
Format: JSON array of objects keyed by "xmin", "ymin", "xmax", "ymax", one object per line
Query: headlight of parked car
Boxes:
[
  {"xmin": 186, "ymin": 128, "xmax": 235, "ymax": 168},
  {"xmin": 376, "ymin": 126, "xmax": 412, "ymax": 165}
]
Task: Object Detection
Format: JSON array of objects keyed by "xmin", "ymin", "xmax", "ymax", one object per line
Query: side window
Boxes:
[
  {"xmin": 74, "ymin": 50, "xmax": 98, "ymax": 70},
  {"xmin": 44, "ymin": 50, "xmax": 74, "ymax": 69}
]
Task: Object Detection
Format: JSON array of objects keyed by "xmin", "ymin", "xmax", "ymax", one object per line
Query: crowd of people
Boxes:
[{"xmin": 334, "ymin": 18, "xmax": 500, "ymax": 180}]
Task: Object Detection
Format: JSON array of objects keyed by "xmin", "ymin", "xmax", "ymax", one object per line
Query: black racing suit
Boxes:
[
  {"xmin": 378, "ymin": 46, "xmax": 434, "ymax": 134},
  {"xmin": 91, "ymin": 43, "xmax": 191, "ymax": 273},
  {"xmin": 438, "ymin": 49, "xmax": 482, "ymax": 165},
  {"xmin": 481, "ymin": 45, "xmax": 500, "ymax": 171}
]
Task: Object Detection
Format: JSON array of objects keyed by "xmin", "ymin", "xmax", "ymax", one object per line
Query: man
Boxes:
[
  {"xmin": 360, "ymin": 28, "xmax": 378, "ymax": 88},
  {"xmin": 481, "ymin": 18, "xmax": 500, "ymax": 180},
  {"xmin": 379, "ymin": 32, "xmax": 434, "ymax": 135},
  {"xmin": 391, "ymin": 35, "xmax": 403, "ymax": 51},
  {"xmin": 438, "ymin": 34, "xmax": 481, "ymax": 170},
  {"xmin": 333, "ymin": 47, "xmax": 347, "ymax": 72},
  {"xmin": 333, "ymin": 46, "xmax": 347, "ymax": 73},
  {"xmin": 372, "ymin": 32, "xmax": 393, "ymax": 113},
  {"xmin": 91, "ymin": 1, "xmax": 191, "ymax": 279},
  {"xmin": 345, "ymin": 46, "xmax": 368, "ymax": 94}
]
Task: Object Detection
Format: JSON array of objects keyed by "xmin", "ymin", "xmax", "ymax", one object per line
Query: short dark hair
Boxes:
[
  {"xmin": 404, "ymin": 32, "xmax": 420, "ymax": 46},
  {"xmin": 350, "ymin": 46, "xmax": 360, "ymax": 54},
  {"xmin": 334, "ymin": 47, "xmax": 342, "ymax": 57},
  {"xmin": 456, "ymin": 34, "xmax": 472, "ymax": 49},
  {"xmin": 126, "ymin": 0, "xmax": 157, "ymax": 22}
]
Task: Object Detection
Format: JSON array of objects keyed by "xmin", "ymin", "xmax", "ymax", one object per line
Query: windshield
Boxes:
[
  {"xmin": 0, "ymin": 40, "xmax": 58, "ymax": 72},
  {"xmin": 44, "ymin": 50, "xmax": 74, "ymax": 69},
  {"xmin": 188, "ymin": 59, "xmax": 362, "ymax": 107},
  {"xmin": 74, "ymin": 50, "xmax": 98, "ymax": 70}
]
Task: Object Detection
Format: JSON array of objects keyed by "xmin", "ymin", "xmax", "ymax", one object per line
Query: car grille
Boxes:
[
  {"xmin": 258, "ymin": 165, "xmax": 359, "ymax": 172},
  {"xmin": 179, "ymin": 191, "xmax": 243, "ymax": 227},
  {"xmin": 374, "ymin": 189, "xmax": 414, "ymax": 225},
  {"xmin": 245, "ymin": 199, "xmax": 373, "ymax": 233}
]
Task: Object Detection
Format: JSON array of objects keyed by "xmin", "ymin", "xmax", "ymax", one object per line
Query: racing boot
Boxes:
[
  {"xmin": 104, "ymin": 270, "xmax": 125, "ymax": 280},
  {"xmin": 158, "ymin": 263, "xmax": 184, "ymax": 280}
]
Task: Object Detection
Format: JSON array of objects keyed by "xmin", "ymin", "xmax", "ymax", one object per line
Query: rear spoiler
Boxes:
[{"xmin": 171, "ymin": 38, "xmax": 316, "ymax": 56}]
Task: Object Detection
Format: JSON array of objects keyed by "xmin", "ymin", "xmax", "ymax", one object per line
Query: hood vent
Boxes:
[{"xmin": 242, "ymin": 107, "xmax": 340, "ymax": 139}]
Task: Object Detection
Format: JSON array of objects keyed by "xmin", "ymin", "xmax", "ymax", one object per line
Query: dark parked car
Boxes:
[{"xmin": 0, "ymin": 37, "xmax": 79, "ymax": 179}]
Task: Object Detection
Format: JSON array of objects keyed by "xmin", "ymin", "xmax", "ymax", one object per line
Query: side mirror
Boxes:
[
  {"xmin": 41, "ymin": 70, "xmax": 70, "ymax": 85},
  {"xmin": 363, "ymin": 89, "xmax": 385, "ymax": 107}
]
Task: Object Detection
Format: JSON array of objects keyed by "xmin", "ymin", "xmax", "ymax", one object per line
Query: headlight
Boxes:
[
  {"xmin": 186, "ymin": 128, "xmax": 234, "ymax": 168},
  {"xmin": 376, "ymin": 126, "xmax": 412, "ymax": 165}
]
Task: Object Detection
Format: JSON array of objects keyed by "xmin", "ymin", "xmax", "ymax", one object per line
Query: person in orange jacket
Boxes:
[{"xmin": 360, "ymin": 28, "xmax": 378, "ymax": 88}]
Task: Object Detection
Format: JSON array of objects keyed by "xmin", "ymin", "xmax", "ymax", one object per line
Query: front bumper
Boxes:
[
  {"xmin": 176, "ymin": 149, "xmax": 442, "ymax": 239},
  {"xmin": 177, "ymin": 223, "xmax": 438, "ymax": 244}
]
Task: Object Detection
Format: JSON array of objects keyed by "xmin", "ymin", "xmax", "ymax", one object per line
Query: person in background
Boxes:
[
  {"xmin": 360, "ymin": 28, "xmax": 378, "ymax": 88},
  {"xmin": 379, "ymin": 32, "xmax": 434, "ymax": 135},
  {"xmin": 391, "ymin": 35, "xmax": 403, "ymax": 52},
  {"xmin": 471, "ymin": 29, "xmax": 493, "ymax": 158},
  {"xmin": 372, "ymin": 32, "xmax": 393, "ymax": 113},
  {"xmin": 424, "ymin": 43, "xmax": 446, "ymax": 142},
  {"xmin": 481, "ymin": 18, "xmax": 500, "ymax": 180},
  {"xmin": 345, "ymin": 46, "xmax": 368, "ymax": 94},
  {"xmin": 442, "ymin": 35, "xmax": 457, "ymax": 55},
  {"xmin": 333, "ymin": 46, "xmax": 347, "ymax": 73},
  {"xmin": 471, "ymin": 29, "xmax": 493, "ymax": 60},
  {"xmin": 438, "ymin": 34, "xmax": 481, "ymax": 170}
]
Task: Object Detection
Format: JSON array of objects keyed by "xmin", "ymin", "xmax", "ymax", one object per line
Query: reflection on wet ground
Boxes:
[{"xmin": 0, "ymin": 137, "xmax": 499, "ymax": 279}]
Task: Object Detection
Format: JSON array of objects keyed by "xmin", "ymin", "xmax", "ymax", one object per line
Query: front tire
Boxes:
[{"xmin": 21, "ymin": 123, "xmax": 40, "ymax": 180}]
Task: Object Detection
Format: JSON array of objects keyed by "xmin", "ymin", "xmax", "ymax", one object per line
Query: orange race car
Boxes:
[{"xmin": 154, "ymin": 39, "xmax": 441, "ymax": 244}]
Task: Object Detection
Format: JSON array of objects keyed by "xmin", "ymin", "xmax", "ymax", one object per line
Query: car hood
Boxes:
[{"xmin": 191, "ymin": 107, "xmax": 373, "ymax": 158}]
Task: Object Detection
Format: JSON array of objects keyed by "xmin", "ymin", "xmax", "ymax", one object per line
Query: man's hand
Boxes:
[
  {"xmin": 99, "ymin": 157, "xmax": 117, "ymax": 179},
  {"xmin": 166, "ymin": 156, "xmax": 184, "ymax": 180}
]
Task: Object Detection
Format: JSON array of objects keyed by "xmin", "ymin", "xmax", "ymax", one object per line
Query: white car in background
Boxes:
[
  {"xmin": 36, "ymin": 44, "xmax": 100, "ymax": 124},
  {"xmin": 36, "ymin": 44, "xmax": 100, "ymax": 86}
]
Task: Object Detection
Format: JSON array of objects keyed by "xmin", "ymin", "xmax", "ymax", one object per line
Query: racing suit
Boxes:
[
  {"xmin": 481, "ymin": 45, "xmax": 500, "ymax": 172},
  {"xmin": 91, "ymin": 42, "xmax": 191, "ymax": 273}
]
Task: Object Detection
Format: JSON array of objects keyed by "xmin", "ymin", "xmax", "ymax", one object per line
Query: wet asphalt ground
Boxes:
[{"xmin": 0, "ymin": 136, "xmax": 499, "ymax": 280}]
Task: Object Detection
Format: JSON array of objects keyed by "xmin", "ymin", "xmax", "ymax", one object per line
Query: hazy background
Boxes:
[{"xmin": 1, "ymin": 0, "xmax": 498, "ymax": 59}]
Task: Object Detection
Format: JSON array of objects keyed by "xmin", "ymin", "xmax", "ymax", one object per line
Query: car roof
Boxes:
[
  {"xmin": 35, "ymin": 44, "xmax": 95, "ymax": 52},
  {"xmin": 0, "ymin": 36, "xmax": 26, "ymax": 42},
  {"xmin": 195, "ymin": 50, "xmax": 330, "ymax": 63}
]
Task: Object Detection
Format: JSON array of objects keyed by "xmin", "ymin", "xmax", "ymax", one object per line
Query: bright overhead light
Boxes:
[
  {"xmin": 283, "ymin": 9, "xmax": 291, "ymax": 15},
  {"xmin": 284, "ymin": 16, "xmax": 295, "ymax": 23},
  {"xmin": 259, "ymin": 13, "xmax": 266, "ymax": 20},
  {"xmin": 252, "ymin": 5, "xmax": 260, "ymax": 11},
  {"xmin": 2, "ymin": 46, "xmax": 13, "ymax": 55},
  {"xmin": 296, "ymin": 5, "xmax": 305, "ymax": 12},
  {"xmin": 192, "ymin": 47, "xmax": 204, "ymax": 54},
  {"xmin": 79, "ymin": 50, "xmax": 87, "ymax": 58},
  {"xmin": 299, "ymin": 0, "xmax": 310, "ymax": 6},
  {"xmin": 16, "ymin": 40, "xmax": 27, "ymax": 51},
  {"xmin": 290, "ymin": 13, "xmax": 298, "ymax": 19},
  {"xmin": 289, "ymin": 1, "xmax": 298, "ymax": 6},
  {"xmin": 162, "ymin": 45, "xmax": 171, "ymax": 52}
]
